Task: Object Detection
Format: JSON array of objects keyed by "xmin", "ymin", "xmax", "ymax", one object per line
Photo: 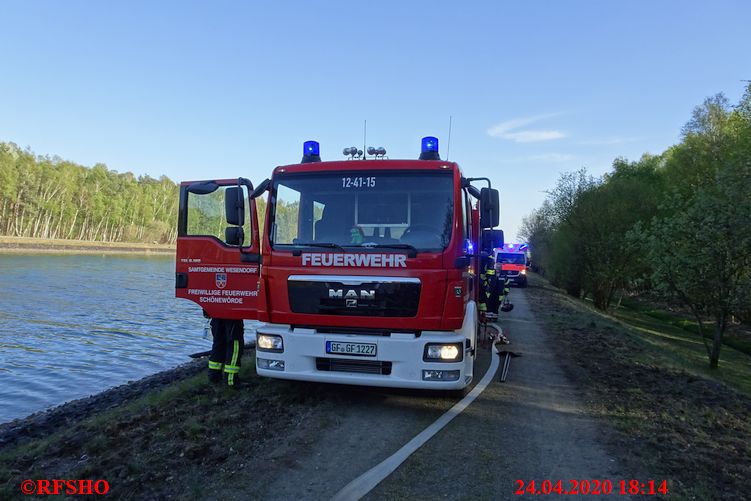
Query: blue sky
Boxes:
[{"xmin": 1, "ymin": 1, "xmax": 749, "ymax": 239}]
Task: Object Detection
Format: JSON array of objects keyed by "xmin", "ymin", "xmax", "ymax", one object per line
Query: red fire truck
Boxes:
[{"xmin": 175, "ymin": 137, "xmax": 499, "ymax": 390}]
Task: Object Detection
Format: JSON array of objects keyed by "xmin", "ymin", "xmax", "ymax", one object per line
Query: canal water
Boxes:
[{"xmin": 0, "ymin": 254, "xmax": 234, "ymax": 424}]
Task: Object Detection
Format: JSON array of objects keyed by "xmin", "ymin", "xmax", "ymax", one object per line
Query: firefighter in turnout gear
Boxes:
[
  {"xmin": 479, "ymin": 256, "xmax": 511, "ymax": 319},
  {"xmin": 207, "ymin": 318, "xmax": 245, "ymax": 387},
  {"xmin": 479, "ymin": 254, "xmax": 492, "ymax": 316},
  {"xmin": 498, "ymin": 271, "xmax": 512, "ymax": 308}
]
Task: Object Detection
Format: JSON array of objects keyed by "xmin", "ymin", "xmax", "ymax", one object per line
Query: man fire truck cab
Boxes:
[
  {"xmin": 175, "ymin": 137, "xmax": 500, "ymax": 390},
  {"xmin": 494, "ymin": 243, "xmax": 529, "ymax": 288}
]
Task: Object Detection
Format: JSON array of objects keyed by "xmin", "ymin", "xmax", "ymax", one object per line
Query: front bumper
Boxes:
[
  {"xmin": 502, "ymin": 271, "xmax": 527, "ymax": 285},
  {"xmin": 255, "ymin": 324, "xmax": 474, "ymax": 390}
]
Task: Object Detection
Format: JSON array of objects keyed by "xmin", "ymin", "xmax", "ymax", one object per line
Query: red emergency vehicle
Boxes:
[{"xmin": 175, "ymin": 137, "xmax": 500, "ymax": 390}]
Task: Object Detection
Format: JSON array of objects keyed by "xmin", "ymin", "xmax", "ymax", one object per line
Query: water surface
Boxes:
[{"xmin": 0, "ymin": 254, "xmax": 230, "ymax": 423}]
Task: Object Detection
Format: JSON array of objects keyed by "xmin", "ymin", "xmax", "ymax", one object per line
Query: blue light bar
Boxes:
[
  {"xmin": 422, "ymin": 136, "xmax": 439, "ymax": 152},
  {"xmin": 304, "ymin": 140, "xmax": 319, "ymax": 156},
  {"xmin": 301, "ymin": 140, "xmax": 321, "ymax": 163},
  {"xmin": 419, "ymin": 136, "xmax": 440, "ymax": 160}
]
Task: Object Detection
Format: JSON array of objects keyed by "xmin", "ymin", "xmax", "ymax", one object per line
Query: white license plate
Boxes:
[{"xmin": 326, "ymin": 341, "xmax": 377, "ymax": 357}]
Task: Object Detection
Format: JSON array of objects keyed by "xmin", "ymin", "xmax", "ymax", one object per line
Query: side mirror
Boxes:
[
  {"xmin": 251, "ymin": 178, "xmax": 270, "ymax": 199},
  {"xmin": 480, "ymin": 188, "xmax": 500, "ymax": 229},
  {"xmin": 225, "ymin": 226, "xmax": 244, "ymax": 246},
  {"xmin": 482, "ymin": 228, "xmax": 504, "ymax": 252},
  {"xmin": 225, "ymin": 186, "xmax": 245, "ymax": 226}
]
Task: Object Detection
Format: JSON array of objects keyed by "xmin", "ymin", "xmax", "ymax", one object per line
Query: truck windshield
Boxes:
[
  {"xmin": 499, "ymin": 253, "xmax": 526, "ymax": 264},
  {"xmin": 270, "ymin": 170, "xmax": 454, "ymax": 251}
]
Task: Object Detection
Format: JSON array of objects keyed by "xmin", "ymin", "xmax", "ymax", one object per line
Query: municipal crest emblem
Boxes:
[{"xmin": 215, "ymin": 273, "xmax": 227, "ymax": 289}]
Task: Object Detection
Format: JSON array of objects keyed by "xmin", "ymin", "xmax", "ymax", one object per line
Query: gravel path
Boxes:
[
  {"xmin": 369, "ymin": 288, "xmax": 628, "ymax": 499},
  {"xmin": 255, "ymin": 385, "xmax": 463, "ymax": 499},
  {"xmin": 255, "ymin": 288, "xmax": 627, "ymax": 500}
]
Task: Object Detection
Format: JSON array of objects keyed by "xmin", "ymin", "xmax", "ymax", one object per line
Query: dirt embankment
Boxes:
[
  {"xmin": 0, "ymin": 343, "xmax": 485, "ymax": 499},
  {"xmin": 0, "ymin": 360, "xmax": 207, "ymax": 450},
  {"xmin": 0, "ymin": 356, "xmax": 344, "ymax": 500},
  {"xmin": 0, "ymin": 236, "xmax": 174, "ymax": 255},
  {"xmin": 524, "ymin": 275, "xmax": 751, "ymax": 500}
]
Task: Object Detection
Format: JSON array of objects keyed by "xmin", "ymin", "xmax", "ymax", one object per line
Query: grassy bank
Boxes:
[
  {"xmin": 0, "ymin": 353, "xmax": 468, "ymax": 500},
  {"xmin": 0, "ymin": 357, "xmax": 337, "ymax": 499},
  {"xmin": 525, "ymin": 274, "xmax": 751, "ymax": 500},
  {"xmin": 612, "ymin": 303, "xmax": 751, "ymax": 394},
  {"xmin": 620, "ymin": 298, "xmax": 751, "ymax": 357},
  {"xmin": 0, "ymin": 236, "xmax": 174, "ymax": 255}
]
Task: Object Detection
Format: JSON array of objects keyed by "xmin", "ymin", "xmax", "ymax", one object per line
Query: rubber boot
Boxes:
[
  {"xmin": 208, "ymin": 368, "xmax": 222, "ymax": 384},
  {"xmin": 208, "ymin": 359, "xmax": 223, "ymax": 384}
]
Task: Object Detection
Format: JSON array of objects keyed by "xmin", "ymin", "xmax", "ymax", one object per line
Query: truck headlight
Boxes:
[
  {"xmin": 257, "ymin": 334, "xmax": 284, "ymax": 352},
  {"xmin": 520, "ymin": 269, "xmax": 527, "ymax": 275},
  {"xmin": 424, "ymin": 343, "xmax": 463, "ymax": 362}
]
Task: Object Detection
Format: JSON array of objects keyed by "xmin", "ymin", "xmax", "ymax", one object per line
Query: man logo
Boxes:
[
  {"xmin": 216, "ymin": 273, "xmax": 227, "ymax": 289},
  {"xmin": 328, "ymin": 289, "xmax": 376, "ymax": 299}
]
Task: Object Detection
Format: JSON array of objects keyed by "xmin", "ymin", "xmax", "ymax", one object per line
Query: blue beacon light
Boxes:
[
  {"xmin": 301, "ymin": 140, "xmax": 321, "ymax": 163},
  {"xmin": 422, "ymin": 136, "xmax": 438, "ymax": 152},
  {"xmin": 419, "ymin": 136, "xmax": 441, "ymax": 160}
]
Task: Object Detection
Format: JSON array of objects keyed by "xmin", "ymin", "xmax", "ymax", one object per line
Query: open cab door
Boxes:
[{"xmin": 175, "ymin": 178, "xmax": 261, "ymax": 320}]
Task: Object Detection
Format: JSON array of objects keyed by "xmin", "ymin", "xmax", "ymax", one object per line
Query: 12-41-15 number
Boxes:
[{"xmin": 342, "ymin": 177, "xmax": 376, "ymax": 188}]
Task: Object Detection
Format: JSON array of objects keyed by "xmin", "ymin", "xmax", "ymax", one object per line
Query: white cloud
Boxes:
[
  {"xmin": 502, "ymin": 130, "xmax": 566, "ymax": 142},
  {"xmin": 487, "ymin": 113, "xmax": 565, "ymax": 143}
]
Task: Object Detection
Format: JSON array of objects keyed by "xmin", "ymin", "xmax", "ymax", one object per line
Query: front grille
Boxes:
[
  {"xmin": 304, "ymin": 327, "xmax": 419, "ymax": 337},
  {"xmin": 316, "ymin": 357, "xmax": 392, "ymax": 375},
  {"xmin": 288, "ymin": 277, "xmax": 421, "ymax": 317}
]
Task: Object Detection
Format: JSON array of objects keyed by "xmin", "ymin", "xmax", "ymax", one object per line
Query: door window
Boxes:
[{"xmin": 186, "ymin": 185, "xmax": 251, "ymax": 246}]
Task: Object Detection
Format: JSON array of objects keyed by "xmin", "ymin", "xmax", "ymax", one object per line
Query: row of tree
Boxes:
[
  {"xmin": 0, "ymin": 143, "xmax": 179, "ymax": 244},
  {"xmin": 520, "ymin": 86, "xmax": 751, "ymax": 368},
  {"xmin": 0, "ymin": 140, "xmax": 316, "ymax": 248}
]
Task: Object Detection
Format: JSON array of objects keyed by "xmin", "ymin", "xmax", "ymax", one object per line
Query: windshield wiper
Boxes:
[
  {"xmin": 361, "ymin": 243, "xmax": 418, "ymax": 257},
  {"xmin": 289, "ymin": 242, "xmax": 347, "ymax": 256},
  {"xmin": 293, "ymin": 242, "xmax": 345, "ymax": 250}
]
